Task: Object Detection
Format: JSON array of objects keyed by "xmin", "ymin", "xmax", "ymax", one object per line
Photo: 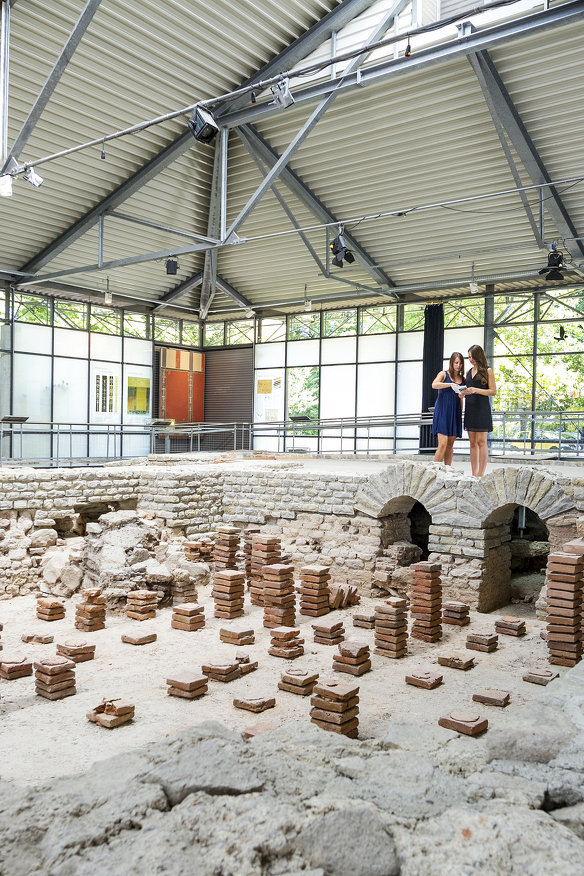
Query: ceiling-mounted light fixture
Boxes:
[
  {"xmin": 23, "ymin": 167, "xmax": 43, "ymax": 188},
  {"xmin": 404, "ymin": 36, "xmax": 412, "ymax": 57},
  {"xmin": 166, "ymin": 259, "xmax": 178, "ymax": 276},
  {"xmin": 330, "ymin": 229, "xmax": 355, "ymax": 268},
  {"xmin": 104, "ymin": 277, "xmax": 113, "ymax": 306},
  {"xmin": 539, "ymin": 247, "xmax": 566, "ymax": 281},
  {"xmin": 245, "ymin": 309, "xmax": 255, "ymax": 319},
  {"xmin": 100, "ymin": 138, "xmax": 106, "ymax": 160},
  {"xmin": 270, "ymin": 78, "xmax": 295, "ymax": 109},
  {"xmin": 0, "ymin": 175, "xmax": 12, "ymax": 197},
  {"xmin": 469, "ymin": 263, "xmax": 478, "ymax": 295},
  {"xmin": 187, "ymin": 105, "xmax": 219, "ymax": 144},
  {"xmin": 303, "ymin": 283, "xmax": 312, "ymax": 311}
]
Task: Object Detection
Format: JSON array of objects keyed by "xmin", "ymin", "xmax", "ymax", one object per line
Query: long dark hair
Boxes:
[
  {"xmin": 468, "ymin": 344, "xmax": 489, "ymax": 386},
  {"xmin": 448, "ymin": 352, "xmax": 464, "ymax": 381}
]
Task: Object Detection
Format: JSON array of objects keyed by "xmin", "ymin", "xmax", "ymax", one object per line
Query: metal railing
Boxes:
[{"xmin": 1, "ymin": 411, "xmax": 583, "ymax": 466}]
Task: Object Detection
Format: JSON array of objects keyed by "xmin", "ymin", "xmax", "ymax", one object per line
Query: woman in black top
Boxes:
[{"xmin": 464, "ymin": 345, "xmax": 497, "ymax": 477}]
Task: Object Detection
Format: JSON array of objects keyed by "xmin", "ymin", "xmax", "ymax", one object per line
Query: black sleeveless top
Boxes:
[{"xmin": 464, "ymin": 369, "xmax": 493, "ymax": 432}]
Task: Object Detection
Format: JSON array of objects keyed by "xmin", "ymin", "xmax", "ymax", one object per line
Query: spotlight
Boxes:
[
  {"xmin": 23, "ymin": 167, "xmax": 43, "ymax": 188},
  {"xmin": 405, "ymin": 38, "xmax": 412, "ymax": 57},
  {"xmin": 270, "ymin": 78, "xmax": 295, "ymax": 109},
  {"xmin": 101, "ymin": 139, "xmax": 106, "ymax": 160},
  {"xmin": 538, "ymin": 248, "xmax": 565, "ymax": 281},
  {"xmin": 166, "ymin": 259, "xmax": 178, "ymax": 275},
  {"xmin": 304, "ymin": 299, "xmax": 312, "ymax": 312},
  {"xmin": 187, "ymin": 106, "xmax": 219, "ymax": 144},
  {"xmin": 250, "ymin": 91, "xmax": 257, "ymax": 104},
  {"xmin": 469, "ymin": 281, "xmax": 479, "ymax": 294},
  {"xmin": 104, "ymin": 283, "xmax": 113, "ymax": 306},
  {"xmin": 554, "ymin": 325, "xmax": 566, "ymax": 341},
  {"xmin": 245, "ymin": 309, "xmax": 255, "ymax": 319},
  {"xmin": 0, "ymin": 175, "xmax": 12, "ymax": 197},
  {"xmin": 330, "ymin": 233, "xmax": 355, "ymax": 268}
]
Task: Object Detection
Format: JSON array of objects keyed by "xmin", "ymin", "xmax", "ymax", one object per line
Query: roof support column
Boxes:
[
  {"xmin": 200, "ymin": 126, "xmax": 228, "ymax": 319},
  {"xmin": 0, "ymin": 1, "xmax": 9, "ymax": 178}
]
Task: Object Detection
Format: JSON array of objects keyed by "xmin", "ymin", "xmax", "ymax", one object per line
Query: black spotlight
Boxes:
[
  {"xmin": 538, "ymin": 249, "xmax": 565, "ymax": 281},
  {"xmin": 330, "ymin": 233, "xmax": 355, "ymax": 268},
  {"xmin": 166, "ymin": 259, "xmax": 178, "ymax": 275},
  {"xmin": 187, "ymin": 106, "xmax": 219, "ymax": 144}
]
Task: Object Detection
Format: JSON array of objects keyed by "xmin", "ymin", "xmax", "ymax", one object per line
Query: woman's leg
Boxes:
[
  {"xmin": 468, "ymin": 431, "xmax": 480, "ymax": 475},
  {"xmin": 477, "ymin": 432, "xmax": 489, "ymax": 476},
  {"xmin": 434, "ymin": 434, "xmax": 448, "ymax": 463},
  {"xmin": 444, "ymin": 436, "xmax": 456, "ymax": 466}
]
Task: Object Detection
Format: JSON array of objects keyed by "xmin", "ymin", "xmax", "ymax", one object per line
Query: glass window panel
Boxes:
[
  {"xmin": 358, "ymin": 333, "xmax": 396, "ymax": 363},
  {"xmin": 398, "ymin": 330, "xmax": 423, "ymax": 360},
  {"xmin": 124, "ymin": 312, "xmax": 151, "ymax": 339},
  {"xmin": 54, "ymin": 327, "xmax": 89, "ymax": 358},
  {"xmin": 493, "ymin": 324, "xmax": 534, "ymax": 357},
  {"xmin": 320, "ymin": 365, "xmax": 356, "ymax": 419},
  {"xmin": 125, "ymin": 367, "xmax": 152, "ymax": 420},
  {"xmin": 53, "ymin": 299, "xmax": 88, "ymax": 330},
  {"xmin": 287, "ymin": 339, "xmax": 319, "ymax": 366},
  {"xmin": 124, "ymin": 337, "xmax": 152, "ymax": 366},
  {"xmin": 357, "ymin": 362, "xmax": 395, "ymax": 416},
  {"xmin": 255, "ymin": 342, "xmax": 285, "ymax": 368},
  {"xmin": 254, "ymin": 368, "xmax": 285, "ymax": 422},
  {"xmin": 288, "ymin": 312, "xmax": 320, "ymax": 340},
  {"xmin": 91, "ymin": 332, "xmax": 122, "ymax": 361},
  {"xmin": 0, "ymin": 289, "xmax": 6, "ymax": 324},
  {"xmin": 181, "ymin": 320, "xmax": 201, "ymax": 347},
  {"xmin": 257, "ymin": 317, "xmax": 286, "ymax": 343},
  {"xmin": 536, "ymin": 321, "xmax": 584, "ymax": 354},
  {"xmin": 539, "ymin": 289, "xmax": 584, "ymax": 322},
  {"xmin": 0, "ymin": 351, "xmax": 11, "ymax": 418},
  {"xmin": 286, "ymin": 366, "xmax": 319, "ymax": 420},
  {"xmin": 154, "ymin": 317, "xmax": 180, "ymax": 344},
  {"xmin": 90, "ymin": 306, "xmax": 122, "ymax": 335},
  {"xmin": 89, "ymin": 361, "xmax": 121, "ymax": 423},
  {"xmin": 323, "ymin": 309, "xmax": 357, "ymax": 337},
  {"xmin": 396, "ymin": 360, "xmax": 422, "ymax": 414},
  {"xmin": 535, "ymin": 354, "xmax": 584, "ymax": 411},
  {"xmin": 0, "ymin": 324, "xmax": 11, "ymax": 350},
  {"xmin": 226, "ymin": 319, "xmax": 254, "ymax": 345},
  {"xmin": 443, "ymin": 298, "xmax": 484, "ymax": 327},
  {"xmin": 360, "ymin": 305, "xmax": 396, "ymax": 335},
  {"xmin": 14, "ymin": 322, "xmax": 52, "ymax": 354},
  {"xmin": 493, "ymin": 295, "xmax": 534, "ymax": 324},
  {"xmin": 491, "ymin": 356, "xmax": 533, "ymax": 410},
  {"xmin": 443, "ymin": 327, "xmax": 484, "ymax": 363},
  {"xmin": 53, "ymin": 357, "xmax": 88, "ymax": 423},
  {"xmin": 203, "ymin": 322, "xmax": 225, "ymax": 346},
  {"xmin": 13, "ymin": 353, "xmax": 52, "ymax": 420},
  {"xmin": 13, "ymin": 293, "xmax": 50, "ymax": 325},
  {"xmin": 402, "ymin": 303, "xmax": 425, "ymax": 331},
  {"xmin": 321, "ymin": 336, "xmax": 356, "ymax": 365}
]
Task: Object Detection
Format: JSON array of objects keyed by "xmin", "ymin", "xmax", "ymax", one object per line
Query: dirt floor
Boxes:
[{"xmin": 0, "ymin": 584, "xmax": 558, "ymax": 786}]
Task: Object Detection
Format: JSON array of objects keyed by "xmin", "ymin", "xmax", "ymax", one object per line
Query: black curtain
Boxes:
[{"xmin": 419, "ymin": 303, "xmax": 444, "ymax": 453}]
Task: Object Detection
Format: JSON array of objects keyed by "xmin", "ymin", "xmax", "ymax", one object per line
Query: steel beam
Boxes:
[
  {"xmin": 468, "ymin": 49, "xmax": 584, "ymax": 258},
  {"xmin": 200, "ymin": 127, "xmax": 228, "ymax": 319},
  {"xmin": 152, "ymin": 270, "xmax": 203, "ymax": 312},
  {"xmin": 1, "ymin": 0, "xmax": 103, "ymax": 173},
  {"xmin": 216, "ymin": 274, "xmax": 254, "ymax": 311},
  {"xmin": 108, "ymin": 211, "xmax": 219, "ymax": 244},
  {"xmin": 236, "ymin": 124, "xmax": 395, "ymax": 290},
  {"xmin": 220, "ymin": 0, "xmax": 584, "ymax": 128},
  {"xmin": 214, "ymin": 0, "xmax": 380, "ymax": 117},
  {"xmin": 0, "ymin": 0, "xmax": 9, "ymax": 172}
]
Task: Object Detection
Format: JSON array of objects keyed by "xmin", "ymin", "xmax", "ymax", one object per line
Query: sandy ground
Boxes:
[{"xmin": 0, "ymin": 585, "xmax": 557, "ymax": 786}]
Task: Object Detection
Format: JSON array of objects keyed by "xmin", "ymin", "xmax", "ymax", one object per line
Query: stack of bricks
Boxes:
[
  {"xmin": 36, "ymin": 598, "xmax": 65, "ymax": 622},
  {"xmin": 442, "ymin": 601, "xmax": 470, "ymax": 627},
  {"xmin": 35, "ymin": 655, "xmax": 76, "ymax": 700},
  {"xmin": 310, "ymin": 679, "xmax": 359, "ymax": 738},
  {"xmin": 312, "ymin": 617, "xmax": 345, "ymax": 645},
  {"xmin": 374, "ymin": 597, "xmax": 408, "ymax": 658},
  {"xmin": 166, "ymin": 672, "xmax": 208, "ymax": 699},
  {"xmin": 263, "ymin": 564, "xmax": 296, "ymax": 629},
  {"xmin": 213, "ymin": 525, "xmax": 240, "ymax": 570},
  {"xmin": 0, "ymin": 653, "xmax": 32, "ymax": 680},
  {"xmin": 171, "ymin": 603, "xmax": 205, "ymax": 632},
  {"xmin": 278, "ymin": 668, "xmax": 319, "ymax": 696},
  {"xmin": 353, "ymin": 611, "xmax": 375, "ymax": 630},
  {"xmin": 184, "ymin": 539, "xmax": 213, "ymax": 562},
  {"xmin": 127, "ymin": 590, "xmax": 157, "ymax": 621},
  {"xmin": 56, "ymin": 639, "xmax": 96, "ymax": 664},
  {"xmin": 212, "ymin": 569, "xmax": 245, "ymax": 619},
  {"xmin": 249, "ymin": 534, "xmax": 282, "ymax": 606},
  {"xmin": 234, "ymin": 650, "xmax": 258, "ymax": 675},
  {"xmin": 495, "ymin": 615, "xmax": 526, "ymax": 637},
  {"xmin": 268, "ymin": 626, "xmax": 304, "ymax": 658},
  {"xmin": 546, "ymin": 544, "xmax": 584, "ymax": 667},
  {"xmin": 242, "ymin": 528, "xmax": 260, "ymax": 586},
  {"xmin": 202, "ymin": 661, "xmax": 242, "ymax": 683},
  {"xmin": 75, "ymin": 588, "xmax": 106, "ymax": 632},
  {"xmin": 410, "ymin": 561, "xmax": 442, "ymax": 643},
  {"xmin": 298, "ymin": 565, "xmax": 331, "ymax": 617},
  {"xmin": 333, "ymin": 641, "xmax": 371, "ymax": 676},
  {"xmin": 466, "ymin": 630, "xmax": 498, "ymax": 653},
  {"xmin": 220, "ymin": 625, "xmax": 255, "ymax": 646},
  {"xmin": 171, "ymin": 573, "xmax": 197, "ymax": 605},
  {"xmin": 87, "ymin": 698, "xmax": 135, "ymax": 728}
]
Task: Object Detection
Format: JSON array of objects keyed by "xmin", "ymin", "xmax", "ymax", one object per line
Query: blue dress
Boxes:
[{"xmin": 431, "ymin": 372, "xmax": 464, "ymax": 438}]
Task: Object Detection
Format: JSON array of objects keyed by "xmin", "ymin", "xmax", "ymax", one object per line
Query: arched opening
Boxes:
[
  {"xmin": 408, "ymin": 501, "xmax": 432, "ymax": 560},
  {"xmin": 372, "ymin": 496, "xmax": 431, "ymax": 597}
]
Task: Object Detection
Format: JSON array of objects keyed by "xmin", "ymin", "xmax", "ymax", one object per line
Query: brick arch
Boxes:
[{"xmin": 354, "ymin": 462, "xmax": 456, "ymax": 522}]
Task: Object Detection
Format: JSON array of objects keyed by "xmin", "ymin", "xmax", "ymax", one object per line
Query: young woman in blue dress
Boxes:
[
  {"xmin": 431, "ymin": 352, "xmax": 466, "ymax": 465},
  {"xmin": 464, "ymin": 344, "xmax": 497, "ymax": 477}
]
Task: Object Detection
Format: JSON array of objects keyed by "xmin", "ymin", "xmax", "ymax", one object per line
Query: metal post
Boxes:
[
  {"xmin": 0, "ymin": 420, "xmax": 3, "ymax": 466},
  {"xmin": 69, "ymin": 423, "xmax": 73, "ymax": 465},
  {"xmin": 55, "ymin": 423, "xmax": 60, "ymax": 467},
  {"xmin": 233, "ymin": 423, "xmax": 236, "ymax": 450},
  {"xmin": 0, "ymin": 0, "xmax": 9, "ymax": 175}
]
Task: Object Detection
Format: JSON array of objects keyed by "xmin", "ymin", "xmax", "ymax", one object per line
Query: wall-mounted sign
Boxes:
[{"xmin": 257, "ymin": 379, "xmax": 273, "ymax": 394}]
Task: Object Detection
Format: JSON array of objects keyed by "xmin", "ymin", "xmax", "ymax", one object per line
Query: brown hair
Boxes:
[
  {"xmin": 448, "ymin": 352, "xmax": 464, "ymax": 381},
  {"xmin": 468, "ymin": 344, "xmax": 489, "ymax": 386}
]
